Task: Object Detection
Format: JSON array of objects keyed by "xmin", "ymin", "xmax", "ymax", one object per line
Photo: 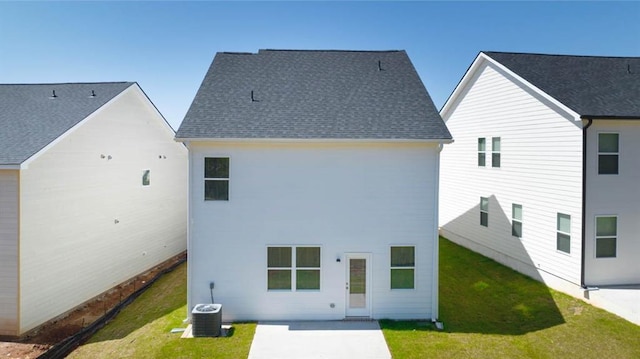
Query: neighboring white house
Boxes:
[
  {"xmin": 439, "ymin": 52, "xmax": 640, "ymax": 302},
  {"xmin": 0, "ymin": 82, "xmax": 187, "ymax": 336},
  {"xmin": 176, "ymin": 50, "xmax": 452, "ymax": 322}
]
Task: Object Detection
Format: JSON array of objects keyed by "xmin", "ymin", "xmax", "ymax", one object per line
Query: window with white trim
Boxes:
[
  {"xmin": 478, "ymin": 138, "xmax": 486, "ymax": 167},
  {"xmin": 390, "ymin": 246, "xmax": 415, "ymax": 289},
  {"xmin": 480, "ymin": 197, "xmax": 489, "ymax": 227},
  {"xmin": 492, "ymin": 137, "xmax": 501, "ymax": 168},
  {"xmin": 267, "ymin": 246, "xmax": 320, "ymax": 291},
  {"xmin": 596, "ymin": 216, "xmax": 617, "ymax": 258},
  {"xmin": 557, "ymin": 213, "xmax": 571, "ymax": 254},
  {"xmin": 512, "ymin": 204, "xmax": 522, "ymax": 238},
  {"xmin": 204, "ymin": 157, "xmax": 229, "ymax": 200},
  {"xmin": 598, "ymin": 133, "xmax": 619, "ymax": 175}
]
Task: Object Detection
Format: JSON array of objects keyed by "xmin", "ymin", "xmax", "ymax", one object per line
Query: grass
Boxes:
[
  {"xmin": 380, "ymin": 237, "xmax": 640, "ymax": 358},
  {"xmin": 68, "ymin": 236, "xmax": 639, "ymax": 358},
  {"xmin": 67, "ymin": 263, "xmax": 256, "ymax": 359}
]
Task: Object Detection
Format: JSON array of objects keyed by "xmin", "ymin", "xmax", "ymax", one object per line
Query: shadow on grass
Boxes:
[{"xmin": 437, "ymin": 237, "xmax": 565, "ymax": 335}]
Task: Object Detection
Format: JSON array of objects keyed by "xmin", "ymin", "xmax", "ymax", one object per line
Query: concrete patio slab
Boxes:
[
  {"xmin": 248, "ymin": 321, "xmax": 392, "ymax": 359},
  {"xmin": 585, "ymin": 285, "xmax": 640, "ymax": 326}
]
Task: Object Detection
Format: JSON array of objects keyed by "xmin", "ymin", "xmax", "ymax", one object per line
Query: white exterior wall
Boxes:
[
  {"xmin": 18, "ymin": 86, "xmax": 187, "ymax": 333},
  {"xmin": 187, "ymin": 141, "xmax": 439, "ymax": 321},
  {"xmin": 585, "ymin": 119, "xmax": 640, "ymax": 285},
  {"xmin": 439, "ymin": 61, "xmax": 584, "ymax": 291},
  {"xmin": 0, "ymin": 170, "xmax": 19, "ymax": 336}
]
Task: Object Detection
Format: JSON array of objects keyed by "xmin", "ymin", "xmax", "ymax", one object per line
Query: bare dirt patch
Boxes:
[{"xmin": 0, "ymin": 252, "xmax": 186, "ymax": 359}]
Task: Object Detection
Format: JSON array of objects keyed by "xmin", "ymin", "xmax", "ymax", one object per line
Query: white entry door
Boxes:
[{"xmin": 345, "ymin": 253, "xmax": 371, "ymax": 317}]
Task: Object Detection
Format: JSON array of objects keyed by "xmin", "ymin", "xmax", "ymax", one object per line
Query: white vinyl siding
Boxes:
[
  {"xmin": 0, "ymin": 171, "xmax": 19, "ymax": 336},
  {"xmin": 188, "ymin": 141, "xmax": 440, "ymax": 321},
  {"xmin": 585, "ymin": 120, "xmax": 640, "ymax": 285},
  {"xmin": 18, "ymin": 86, "xmax": 187, "ymax": 333},
  {"xmin": 440, "ymin": 59, "xmax": 583, "ymax": 287}
]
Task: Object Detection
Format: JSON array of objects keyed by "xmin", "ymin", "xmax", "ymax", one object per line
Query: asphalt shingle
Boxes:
[
  {"xmin": 176, "ymin": 50, "xmax": 451, "ymax": 140},
  {"xmin": 0, "ymin": 82, "xmax": 134, "ymax": 165},
  {"xmin": 484, "ymin": 52, "xmax": 640, "ymax": 118}
]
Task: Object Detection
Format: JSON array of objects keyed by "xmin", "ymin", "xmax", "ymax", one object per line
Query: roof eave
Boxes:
[
  {"xmin": 175, "ymin": 137, "xmax": 453, "ymax": 144},
  {"xmin": 580, "ymin": 115, "xmax": 640, "ymax": 120}
]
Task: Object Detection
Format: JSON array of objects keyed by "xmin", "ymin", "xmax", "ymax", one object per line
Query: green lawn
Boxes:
[
  {"xmin": 380, "ymin": 237, "xmax": 640, "ymax": 358},
  {"xmin": 68, "ymin": 237, "xmax": 640, "ymax": 358},
  {"xmin": 67, "ymin": 264, "xmax": 256, "ymax": 359}
]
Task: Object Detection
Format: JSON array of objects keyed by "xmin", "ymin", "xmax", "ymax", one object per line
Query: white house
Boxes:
[
  {"xmin": 0, "ymin": 82, "xmax": 187, "ymax": 336},
  {"xmin": 176, "ymin": 49, "xmax": 452, "ymax": 322},
  {"xmin": 439, "ymin": 52, "xmax": 640, "ymax": 301}
]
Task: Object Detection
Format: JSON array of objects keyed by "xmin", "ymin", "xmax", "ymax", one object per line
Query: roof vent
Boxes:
[
  {"xmin": 251, "ymin": 90, "xmax": 258, "ymax": 102},
  {"xmin": 378, "ymin": 60, "xmax": 383, "ymax": 71},
  {"xmin": 49, "ymin": 90, "xmax": 57, "ymax": 99},
  {"xmin": 90, "ymin": 90, "xmax": 96, "ymax": 98},
  {"xmin": 628, "ymin": 64, "xmax": 632, "ymax": 74}
]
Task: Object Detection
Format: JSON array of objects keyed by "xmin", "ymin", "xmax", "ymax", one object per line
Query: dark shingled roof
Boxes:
[
  {"xmin": 0, "ymin": 82, "xmax": 134, "ymax": 165},
  {"xmin": 484, "ymin": 52, "xmax": 640, "ymax": 118},
  {"xmin": 176, "ymin": 49, "xmax": 451, "ymax": 140}
]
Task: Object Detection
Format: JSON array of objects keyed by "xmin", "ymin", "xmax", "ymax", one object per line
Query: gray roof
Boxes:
[
  {"xmin": 484, "ymin": 52, "xmax": 640, "ymax": 118},
  {"xmin": 0, "ymin": 82, "xmax": 134, "ymax": 165},
  {"xmin": 176, "ymin": 50, "xmax": 451, "ymax": 140}
]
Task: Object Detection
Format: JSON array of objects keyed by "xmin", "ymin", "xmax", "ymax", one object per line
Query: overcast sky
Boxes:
[{"xmin": 1, "ymin": 1, "xmax": 638, "ymax": 130}]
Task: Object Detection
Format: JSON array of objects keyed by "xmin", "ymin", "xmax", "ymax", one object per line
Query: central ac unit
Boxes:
[{"xmin": 192, "ymin": 303, "xmax": 222, "ymax": 337}]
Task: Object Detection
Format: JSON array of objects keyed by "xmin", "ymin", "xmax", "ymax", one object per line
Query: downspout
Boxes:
[
  {"xmin": 581, "ymin": 119, "xmax": 593, "ymax": 288},
  {"xmin": 185, "ymin": 142, "xmax": 193, "ymax": 322},
  {"xmin": 431, "ymin": 142, "xmax": 444, "ymax": 322}
]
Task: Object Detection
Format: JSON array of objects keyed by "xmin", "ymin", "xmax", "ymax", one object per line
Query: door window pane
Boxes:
[{"xmin": 350, "ymin": 259, "xmax": 366, "ymax": 308}]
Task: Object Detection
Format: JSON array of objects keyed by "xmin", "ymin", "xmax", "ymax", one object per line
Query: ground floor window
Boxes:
[
  {"xmin": 557, "ymin": 213, "xmax": 571, "ymax": 254},
  {"xmin": 480, "ymin": 197, "xmax": 489, "ymax": 227},
  {"xmin": 267, "ymin": 246, "xmax": 320, "ymax": 290},
  {"xmin": 596, "ymin": 216, "xmax": 617, "ymax": 258},
  {"xmin": 390, "ymin": 246, "xmax": 415, "ymax": 289},
  {"xmin": 512, "ymin": 204, "xmax": 522, "ymax": 238}
]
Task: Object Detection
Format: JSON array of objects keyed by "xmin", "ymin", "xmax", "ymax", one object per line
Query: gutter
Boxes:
[{"xmin": 580, "ymin": 118, "xmax": 593, "ymax": 288}]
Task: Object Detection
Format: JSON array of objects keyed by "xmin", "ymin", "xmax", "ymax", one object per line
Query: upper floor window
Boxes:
[
  {"xmin": 512, "ymin": 204, "xmax": 523, "ymax": 238},
  {"xmin": 205, "ymin": 157, "xmax": 229, "ymax": 201},
  {"xmin": 595, "ymin": 216, "xmax": 617, "ymax": 258},
  {"xmin": 557, "ymin": 213, "xmax": 571, "ymax": 254},
  {"xmin": 598, "ymin": 133, "xmax": 619, "ymax": 175},
  {"xmin": 492, "ymin": 137, "xmax": 501, "ymax": 168},
  {"xmin": 480, "ymin": 197, "xmax": 489, "ymax": 227},
  {"xmin": 390, "ymin": 246, "xmax": 415, "ymax": 289},
  {"xmin": 478, "ymin": 138, "xmax": 486, "ymax": 167}
]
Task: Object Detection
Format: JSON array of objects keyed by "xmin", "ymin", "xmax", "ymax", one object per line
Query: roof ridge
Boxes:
[
  {"xmin": 0, "ymin": 81, "xmax": 134, "ymax": 86},
  {"xmin": 259, "ymin": 49, "xmax": 403, "ymax": 53},
  {"xmin": 483, "ymin": 51, "xmax": 640, "ymax": 60}
]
